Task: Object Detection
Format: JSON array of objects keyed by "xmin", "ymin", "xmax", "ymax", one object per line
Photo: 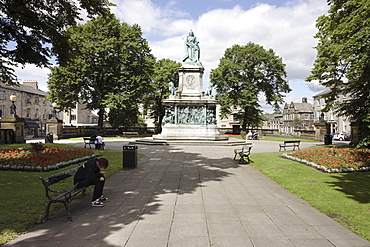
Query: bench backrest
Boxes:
[
  {"xmin": 284, "ymin": 140, "xmax": 300, "ymax": 144},
  {"xmin": 40, "ymin": 166, "xmax": 80, "ymax": 187}
]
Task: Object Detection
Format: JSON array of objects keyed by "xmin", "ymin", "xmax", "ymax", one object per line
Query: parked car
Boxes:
[
  {"xmin": 344, "ymin": 133, "xmax": 351, "ymax": 141},
  {"xmin": 333, "ymin": 133, "xmax": 345, "ymax": 141}
]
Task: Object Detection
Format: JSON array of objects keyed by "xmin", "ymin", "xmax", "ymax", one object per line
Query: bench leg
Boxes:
[
  {"xmin": 42, "ymin": 202, "xmax": 52, "ymax": 222},
  {"xmin": 239, "ymin": 155, "xmax": 250, "ymax": 164},
  {"xmin": 63, "ymin": 202, "xmax": 73, "ymax": 221}
]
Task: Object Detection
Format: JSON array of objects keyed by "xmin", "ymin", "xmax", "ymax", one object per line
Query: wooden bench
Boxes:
[
  {"xmin": 39, "ymin": 166, "xmax": 85, "ymax": 221},
  {"xmin": 83, "ymin": 138, "xmax": 103, "ymax": 149},
  {"xmin": 122, "ymin": 131, "xmax": 139, "ymax": 137},
  {"xmin": 233, "ymin": 145, "xmax": 252, "ymax": 164},
  {"xmin": 279, "ymin": 140, "xmax": 301, "ymax": 151}
]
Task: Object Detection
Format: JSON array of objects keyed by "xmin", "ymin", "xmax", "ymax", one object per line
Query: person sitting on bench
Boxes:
[
  {"xmin": 95, "ymin": 133, "xmax": 105, "ymax": 150},
  {"xmin": 73, "ymin": 157, "xmax": 109, "ymax": 207}
]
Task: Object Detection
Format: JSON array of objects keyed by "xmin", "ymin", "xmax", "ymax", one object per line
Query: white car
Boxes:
[{"xmin": 333, "ymin": 133, "xmax": 345, "ymax": 141}]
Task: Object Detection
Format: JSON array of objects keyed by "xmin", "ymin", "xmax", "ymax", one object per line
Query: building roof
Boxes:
[
  {"xmin": 0, "ymin": 83, "xmax": 47, "ymax": 97},
  {"xmin": 313, "ymin": 88, "xmax": 331, "ymax": 98},
  {"xmin": 293, "ymin": 103, "xmax": 313, "ymax": 112}
]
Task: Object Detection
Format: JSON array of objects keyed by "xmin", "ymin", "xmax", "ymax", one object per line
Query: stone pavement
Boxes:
[{"xmin": 6, "ymin": 139, "xmax": 370, "ymax": 247}]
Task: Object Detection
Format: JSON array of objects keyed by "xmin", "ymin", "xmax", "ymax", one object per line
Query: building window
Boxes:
[
  {"xmin": 42, "ymin": 109, "xmax": 46, "ymax": 119},
  {"xmin": 26, "ymin": 95, "xmax": 31, "ymax": 103},
  {"xmin": 0, "ymin": 105, "xmax": 5, "ymax": 117},
  {"xmin": 34, "ymin": 97, "xmax": 39, "ymax": 104},
  {"xmin": 0, "ymin": 91, "xmax": 5, "ymax": 100},
  {"xmin": 42, "ymin": 100, "xmax": 46, "ymax": 105},
  {"xmin": 35, "ymin": 109, "xmax": 39, "ymax": 119},
  {"xmin": 71, "ymin": 115, "xmax": 76, "ymax": 121},
  {"xmin": 26, "ymin": 108, "xmax": 31, "ymax": 118}
]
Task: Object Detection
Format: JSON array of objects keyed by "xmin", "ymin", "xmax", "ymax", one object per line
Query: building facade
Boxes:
[
  {"xmin": 281, "ymin": 97, "xmax": 314, "ymax": 134},
  {"xmin": 312, "ymin": 89, "xmax": 350, "ymax": 134},
  {"xmin": 0, "ymin": 81, "xmax": 58, "ymax": 137},
  {"xmin": 62, "ymin": 103, "xmax": 98, "ymax": 126}
]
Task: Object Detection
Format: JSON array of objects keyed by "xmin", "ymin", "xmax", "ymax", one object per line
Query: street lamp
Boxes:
[
  {"xmin": 9, "ymin": 93, "xmax": 17, "ymax": 117},
  {"xmin": 52, "ymin": 102, "xmax": 58, "ymax": 119}
]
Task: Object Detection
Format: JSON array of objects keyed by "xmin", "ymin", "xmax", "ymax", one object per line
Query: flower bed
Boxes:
[
  {"xmin": 0, "ymin": 144, "xmax": 100, "ymax": 172},
  {"xmin": 283, "ymin": 147, "xmax": 370, "ymax": 173}
]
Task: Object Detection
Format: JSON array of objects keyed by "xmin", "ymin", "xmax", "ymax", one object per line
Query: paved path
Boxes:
[{"xmin": 6, "ymin": 139, "xmax": 369, "ymax": 247}]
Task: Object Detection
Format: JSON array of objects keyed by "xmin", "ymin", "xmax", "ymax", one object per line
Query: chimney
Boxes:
[
  {"xmin": 23, "ymin": 80, "xmax": 38, "ymax": 89},
  {"xmin": 302, "ymin": 97, "xmax": 307, "ymax": 103}
]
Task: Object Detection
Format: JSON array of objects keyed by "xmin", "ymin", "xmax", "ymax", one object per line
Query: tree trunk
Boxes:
[{"xmin": 98, "ymin": 108, "xmax": 105, "ymax": 128}]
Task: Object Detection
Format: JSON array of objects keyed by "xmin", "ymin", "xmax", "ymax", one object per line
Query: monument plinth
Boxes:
[{"xmin": 153, "ymin": 30, "xmax": 229, "ymax": 142}]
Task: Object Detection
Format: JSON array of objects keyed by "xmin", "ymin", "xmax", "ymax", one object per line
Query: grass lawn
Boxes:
[
  {"xmin": 250, "ymin": 151, "xmax": 370, "ymax": 241},
  {"xmin": 0, "ymin": 142, "xmax": 369, "ymax": 244},
  {"xmin": 0, "ymin": 143, "xmax": 126, "ymax": 245}
]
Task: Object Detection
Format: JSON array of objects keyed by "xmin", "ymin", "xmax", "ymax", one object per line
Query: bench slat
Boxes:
[{"xmin": 279, "ymin": 140, "xmax": 300, "ymax": 151}]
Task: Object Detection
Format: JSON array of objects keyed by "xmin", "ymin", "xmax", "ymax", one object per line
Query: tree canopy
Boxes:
[
  {"xmin": 210, "ymin": 42, "xmax": 290, "ymax": 131},
  {"xmin": 144, "ymin": 58, "xmax": 181, "ymax": 133},
  {"xmin": 47, "ymin": 14, "xmax": 155, "ymax": 127},
  {"xmin": 0, "ymin": 0, "xmax": 110, "ymax": 84},
  {"xmin": 306, "ymin": 0, "xmax": 370, "ymax": 146}
]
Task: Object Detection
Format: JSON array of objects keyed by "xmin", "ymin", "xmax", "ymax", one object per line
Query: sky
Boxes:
[{"xmin": 13, "ymin": 0, "xmax": 330, "ymax": 113}]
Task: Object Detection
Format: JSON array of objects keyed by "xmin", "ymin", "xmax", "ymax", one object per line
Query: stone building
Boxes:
[
  {"xmin": 312, "ymin": 89, "xmax": 350, "ymax": 134},
  {"xmin": 262, "ymin": 113, "xmax": 283, "ymax": 133},
  {"xmin": 0, "ymin": 80, "xmax": 57, "ymax": 137},
  {"xmin": 62, "ymin": 103, "xmax": 98, "ymax": 126},
  {"xmin": 282, "ymin": 97, "xmax": 314, "ymax": 134}
]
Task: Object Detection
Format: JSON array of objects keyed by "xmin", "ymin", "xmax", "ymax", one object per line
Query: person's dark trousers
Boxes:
[
  {"xmin": 92, "ymin": 177, "xmax": 105, "ymax": 201},
  {"xmin": 75, "ymin": 177, "xmax": 105, "ymax": 202}
]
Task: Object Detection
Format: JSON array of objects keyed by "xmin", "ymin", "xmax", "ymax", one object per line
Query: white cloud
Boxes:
[
  {"xmin": 306, "ymin": 80, "xmax": 327, "ymax": 92},
  {"xmin": 12, "ymin": 0, "xmax": 329, "ymax": 103},
  {"xmin": 111, "ymin": 0, "xmax": 190, "ymax": 36},
  {"xmin": 135, "ymin": 0, "xmax": 328, "ymax": 95},
  {"xmin": 13, "ymin": 64, "xmax": 50, "ymax": 92}
]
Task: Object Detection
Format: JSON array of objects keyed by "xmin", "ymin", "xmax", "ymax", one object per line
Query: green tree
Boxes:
[
  {"xmin": 144, "ymin": 58, "xmax": 181, "ymax": 133},
  {"xmin": 0, "ymin": 0, "xmax": 110, "ymax": 84},
  {"xmin": 292, "ymin": 117, "xmax": 302, "ymax": 129},
  {"xmin": 48, "ymin": 14, "xmax": 155, "ymax": 127},
  {"xmin": 306, "ymin": 0, "xmax": 370, "ymax": 147},
  {"xmin": 210, "ymin": 42, "xmax": 291, "ymax": 131}
]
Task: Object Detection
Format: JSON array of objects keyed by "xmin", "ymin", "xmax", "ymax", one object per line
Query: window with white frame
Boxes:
[
  {"xmin": 42, "ymin": 109, "xmax": 46, "ymax": 119},
  {"xmin": 26, "ymin": 108, "xmax": 31, "ymax": 118},
  {"xmin": 26, "ymin": 95, "xmax": 31, "ymax": 103},
  {"xmin": 35, "ymin": 109, "xmax": 39, "ymax": 119},
  {"xmin": 0, "ymin": 91, "xmax": 5, "ymax": 100}
]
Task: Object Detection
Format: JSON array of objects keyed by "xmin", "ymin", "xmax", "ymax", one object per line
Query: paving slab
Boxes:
[{"xmin": 5, "ymin": 139, "xmax": 370, "ymax": 247}]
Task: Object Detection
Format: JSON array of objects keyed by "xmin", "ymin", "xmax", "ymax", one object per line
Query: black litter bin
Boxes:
[
  {"xmin": 45, "ymin": 132, "xmax": 53, "ymax": 143},
  {"xmin": 324, "ymin": 134, "xmax": 332, "ymax": 145},
  {"xmin": 123, "ymin": 145, "xmax": 138, "ymax": 168}
]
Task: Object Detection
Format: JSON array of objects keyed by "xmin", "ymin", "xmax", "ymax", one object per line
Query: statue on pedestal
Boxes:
[{"xmin": 183, "ymin": 30, "xmax": 203, "ymax": 67}]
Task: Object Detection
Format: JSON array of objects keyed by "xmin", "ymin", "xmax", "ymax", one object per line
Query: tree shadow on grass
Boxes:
[{"xmin": 327, "ymin": 172, "xmax": 370, "ymax": 204}]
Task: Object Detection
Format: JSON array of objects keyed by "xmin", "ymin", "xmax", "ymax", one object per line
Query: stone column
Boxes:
[
  {"xmin": 46, "ymin": 119, "xmax": 63, "ymax": 140},
  {"xmin": 0, "ymin": 117, "xmax": 26, "ymax": 143},
  {"xmin": 314, "ymin": 122, "xmax": 329, "ymax": 141}
]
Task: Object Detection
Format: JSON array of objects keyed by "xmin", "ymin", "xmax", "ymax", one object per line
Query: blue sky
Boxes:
[{"xmin": 14, "ymin": 0, "xmax": 330, "ymax": 113}]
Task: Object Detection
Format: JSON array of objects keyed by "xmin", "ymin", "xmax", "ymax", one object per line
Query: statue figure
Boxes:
[
  {"xmin": 169, "ymin": 81, "xmax": 176, "ymax": 97},
  {"xmin": 205, "ymin": 84, "xmax": 213, "ymax": 97},
  {"xmin": 183, "ymin": 30, "xmax": 203, "ymax": 67}
]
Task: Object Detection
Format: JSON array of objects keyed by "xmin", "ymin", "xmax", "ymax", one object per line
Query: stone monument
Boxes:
[{"xmin": 153, "ymin": 30, "xmax": 229, "ymax": 141}]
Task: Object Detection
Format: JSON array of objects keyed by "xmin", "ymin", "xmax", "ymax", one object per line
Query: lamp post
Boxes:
[
  {"xmin": 9, "ymin": 93, "xmax": 17, "ymax": 117},
  {"xmin": 52, "ymin": 102, "xmax": 58, "ymax": 119}
]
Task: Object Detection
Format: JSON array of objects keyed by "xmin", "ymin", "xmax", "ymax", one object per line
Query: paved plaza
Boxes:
[{"xmin": 5, "ymin": 139, "xmax": 370, "ymax": 247}]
